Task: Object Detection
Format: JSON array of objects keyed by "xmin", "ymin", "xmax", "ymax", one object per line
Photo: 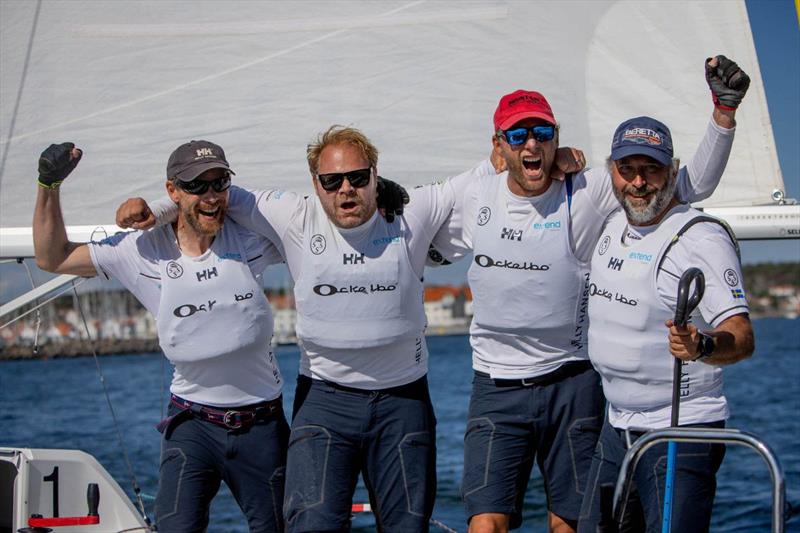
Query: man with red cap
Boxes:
[{"xmin": 428, "ymin": 55, "xmax": 750, "ymax": 532}]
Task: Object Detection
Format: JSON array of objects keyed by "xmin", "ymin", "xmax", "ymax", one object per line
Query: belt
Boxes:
[
  {"xmin": 170, "ymin": 394, "xmax": 282, "ymax": 430},
  {"xmin": 478, "ymin": 360, "xmax": 593, "ymax": 388}
]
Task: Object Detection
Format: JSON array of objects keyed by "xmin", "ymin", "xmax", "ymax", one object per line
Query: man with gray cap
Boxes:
[
  {"xmin": 577, "ymin": 114, "xmax": 754, "ymax": 532},
  {"xmin": 33, "ymin": 140, "xmax": 289, "ymax": 533}
]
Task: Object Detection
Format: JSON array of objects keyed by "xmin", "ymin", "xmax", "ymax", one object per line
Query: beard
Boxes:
[
  {"xmin": 181, "ymin": 202, "xmax": 226, "ymax": 236},
  {"xmin": 614, "ymin": 173, "xmax": 677, "ymax": 225}
]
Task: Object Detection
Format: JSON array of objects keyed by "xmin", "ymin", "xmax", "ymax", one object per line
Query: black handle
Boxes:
[
  {"xmin": 671, "ymin": 268, "xmax": 705, "ymax": 427},
  {"xmin": 87, "ymin": 483, "xmax": 99, "ymax": 516},
  {"xmin": 674, "ymin": 267, "xmax": 705, "ymax": 327}
]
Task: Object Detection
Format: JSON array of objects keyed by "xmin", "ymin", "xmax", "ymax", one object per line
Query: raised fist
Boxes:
[
  {"xmin": 705, "ymin": 55, "xmax": 750, "ymax": 110},
  {"xmin": 38, "ymin": 142, "xmax": 82, "ymax": 188}
]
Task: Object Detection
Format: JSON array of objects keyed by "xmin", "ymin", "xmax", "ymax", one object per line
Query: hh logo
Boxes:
[
  {"xmin": 196, "ymin": 148, "xmax": 214, "ymax": 157},
  {"xmin": 607, "ymin": 257, "xmax": 624, "ymax": 271},
  {"xmin": 500, "ymin": 227, "xmax": 523, "ymax": 241},
  {"xmin": 196, "ymin": 267, "xmax": 219, "ymax": 282},
  {"xmin": 343, "ymin": 253, "xmax": 365, "ymax": 265}
]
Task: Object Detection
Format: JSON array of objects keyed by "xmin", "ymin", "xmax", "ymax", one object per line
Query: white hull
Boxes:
[{"xmin": 0, "ymin": 447, "xmax": 147, "ymax": 533}]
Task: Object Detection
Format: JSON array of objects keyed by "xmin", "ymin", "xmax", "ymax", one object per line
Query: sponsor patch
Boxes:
[
  {"xmin": 166, "ymin": 261, "xmax": 184, "ymax": 279},
  {"xmin": 628, "ymin": 251, "xmax": 653, "ymax": 263},
  {"xmin": 622, "ymin": 127, "xmax": 663, "ymax": 146},
  {"xmin": 310, "ymin": 234, "xmax": 326, "ymax": 255},
  {"xmin": 532, "ymin": 220, "xmax": 561, "ymax": 230},
  {"xmin": 477, "ymin": 206, "xmax": 492, "ymax": 226},
  {"xmin": 598, "ymin": 235, "xmax": 611, "ymax": 255},
  {"xmin": 724, "ymin": 268, "xmax": 740, "ymax": 287}
]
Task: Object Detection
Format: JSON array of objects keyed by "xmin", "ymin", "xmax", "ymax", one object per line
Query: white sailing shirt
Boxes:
[
  {"xmin": 431, "ymin": 118, "xmax": 736, "ymax": 378},
  {"xmin": 89, "ymin": 219, "xmax": 284, "ymax": 407},
  {"xmin": 214, "ymin": 178, "xmax": 464, "ymax": 389},
  {"xmin": 466, "ymin": 175, "xmax": 588, "ymax": 377},
  {"xmin": 587, "ymin": 204, "xmax": 749, "ymax": 429}
]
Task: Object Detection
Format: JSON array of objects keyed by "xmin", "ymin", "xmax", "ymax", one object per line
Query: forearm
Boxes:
[
  {"xmin": 678, "ymin": 116, "xmax": 735, "ymax": 202},
  {"xmin": 701, "ymin": 314, "xmax": 754, "ymax": 366},
  {"xmin": 712, "ymin": 106, "xmax": 736, "ymax": 129},
  {"xmin": 33, "ymin": 188, "xmax": 73, "ymax": 271}
]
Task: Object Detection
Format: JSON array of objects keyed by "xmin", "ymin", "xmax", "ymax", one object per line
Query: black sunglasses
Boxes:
[
  {"xmin": 500, "ymin": 124, "xmax": 556, "ymax": 146},
  {"xmin": 175, "ymin": 175, "xmax": 231, "ymax": 195},
  {"xmin": 316, "ymin": 167, "xmax": 372, "ymax": 192}
]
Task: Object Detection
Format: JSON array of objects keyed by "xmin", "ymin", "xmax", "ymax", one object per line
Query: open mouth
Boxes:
[
  {"xmin": 340, "ymin": 201, "xmax": 358, "ymax": 211},
  {"xmin": 522, "ymin": 155, "xmax": 542, "ymax": 173},
  {"xmin": 198, "ymin": 206, "xmax": 220, "ymax": 219}
]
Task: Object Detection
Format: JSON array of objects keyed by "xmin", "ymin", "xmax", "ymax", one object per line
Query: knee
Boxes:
[{"xmin": 469, "ymin": 512, "xmax": 510, "ymax": 533}]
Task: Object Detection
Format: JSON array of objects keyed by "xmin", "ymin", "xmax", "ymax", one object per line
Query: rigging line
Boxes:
[
  {"xmin": 0, "ymin": 0, "xmax": 427, "ymax": 146},
  {"xmin": 20, "ymin": 259, "xmax": 42, "ymax": 355},
  {"xmin": 0, "ymin": 276, "xmax": 89, "ymax": 330},
  {"xmin": 0, "ymin": 0, "xmax": 41, "ymax": 184},
  {"xmin": 71, "ymin": 285, "xmax": 154, "ymax": 529}
]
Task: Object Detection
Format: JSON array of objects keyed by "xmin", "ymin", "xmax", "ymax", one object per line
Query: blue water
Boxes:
[{"xmin": 2, "ymin": 318, "xmax": 798, "ymax": 532}]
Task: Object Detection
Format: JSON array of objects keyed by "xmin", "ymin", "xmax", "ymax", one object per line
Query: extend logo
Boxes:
[
  {"xmin": 723, "ymin": 269, "xmax": 739, "ymax": 287},
  {"xmin": 310, "ymin": 234, "xmax": 326, "ymax": 255},
  {"xmin": 166, "ymin": 261, "xmax": 184, "ymax": 279},
  {"xmin": 477, "ymin": 207, "xmax": 491, "ymax": 226},
  {"xmin": 598, "ymin": 236, "xmax": 611, "ymax": 256}
]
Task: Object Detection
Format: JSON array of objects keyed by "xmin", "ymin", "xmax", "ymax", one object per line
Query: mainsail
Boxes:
[{"xmin": 1, "ymin": 0, "xmax": 797, "ymax": 259}]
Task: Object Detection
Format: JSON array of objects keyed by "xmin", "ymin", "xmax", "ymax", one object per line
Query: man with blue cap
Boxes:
[{"xmin": 577, "ymin": 113, "xmax": 755, "ymax": 532}]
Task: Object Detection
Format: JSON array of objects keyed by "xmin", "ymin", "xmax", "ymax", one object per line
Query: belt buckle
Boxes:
[
  {"xmin": 519, "ymin": 376, "xmax": 537, "ymax": 387},
  {"xmin": 223, "ymin": 410, "xmax": 244, "ymax": 429}
]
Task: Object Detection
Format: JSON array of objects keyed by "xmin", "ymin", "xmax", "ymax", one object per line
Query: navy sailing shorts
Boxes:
[
  {"xmin": 461, "ymin": 362, "xmax": 603, "ymax": 528},
  {"xmin": 284, "ymin": 375, "xmax": 437, "ymax": 533},
  {"xmin": 578, "ymin": 417, "xmax": 726, "ymax": 533}
]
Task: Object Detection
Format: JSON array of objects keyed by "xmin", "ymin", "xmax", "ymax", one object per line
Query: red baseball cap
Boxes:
[{"xmin": 493, "ymin": 90, "xmax": 556, "ymax": 131}]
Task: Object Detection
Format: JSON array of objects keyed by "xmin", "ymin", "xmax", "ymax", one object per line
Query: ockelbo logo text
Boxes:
[{"xmin": 474, "ymin": 254, "xmax": 549, "ymax": 271}]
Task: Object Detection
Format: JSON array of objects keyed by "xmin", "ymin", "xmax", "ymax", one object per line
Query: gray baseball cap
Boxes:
[{"xmin": 166, "ymin": 140, "xmax": 235, "ymax": 182}]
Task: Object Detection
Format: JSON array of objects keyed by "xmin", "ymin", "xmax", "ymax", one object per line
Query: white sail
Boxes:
[{"xmin": 1, "ymin": 0, "xmax": 796, "ymax": 259}]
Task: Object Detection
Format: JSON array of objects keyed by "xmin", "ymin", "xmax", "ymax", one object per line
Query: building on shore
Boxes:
[{"xmin": 1, "ymin": 285, "xmax": 474, "ymax": 359}]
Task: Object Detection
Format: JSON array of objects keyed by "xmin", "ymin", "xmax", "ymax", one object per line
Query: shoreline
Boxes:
[
  {"xmin": 0, "ymin": 327, "xmax": 472, "ymax": 361},
  {"xmin": 2, "ymin": 316, "xmax": 794, "ymax": 361}
]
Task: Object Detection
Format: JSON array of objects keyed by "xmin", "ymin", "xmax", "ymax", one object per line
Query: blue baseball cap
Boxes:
[{"xmin": 610, "ymin": 116, "xmax": 674, "ymax": 166}]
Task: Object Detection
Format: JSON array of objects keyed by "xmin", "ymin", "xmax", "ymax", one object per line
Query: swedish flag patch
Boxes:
[{"xmin": 731, "ymin": 288, "xmax": 745, "ymax": 299}]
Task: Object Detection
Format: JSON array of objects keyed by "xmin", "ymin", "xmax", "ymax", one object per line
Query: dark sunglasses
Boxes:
[
  {"xmin": 316, "ymin": 167, "xmax": 372, "ymax": 192},
  {"xmin": 500, "ymin": 125, "xmax": 556, "ymax": 146},
  {"xmin": 175, "ymin": 175, "xmax": 232, "ymax": 195}
]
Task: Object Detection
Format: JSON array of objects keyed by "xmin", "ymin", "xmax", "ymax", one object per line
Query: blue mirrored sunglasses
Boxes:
[{"xmin": 501, "ymin": 125, "xmax": 556, "ymax": 146}]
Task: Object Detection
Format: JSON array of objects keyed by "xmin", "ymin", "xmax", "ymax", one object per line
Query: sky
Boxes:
[
  {"xmin": 0, "ymin": 0, "xmax": 798, "ymax": 301},
  {"xmin": 734, "ymin": 0, "xmax": 800, "ymax": 266}
]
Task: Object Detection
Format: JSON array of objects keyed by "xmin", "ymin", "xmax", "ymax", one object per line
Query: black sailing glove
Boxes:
[
  {"xmin": 376, "ymin": 176, "xmax": 410, "ymax": 223},
  {"xmin": 38, "ymin": 142, "xmax": 82, "ymax": 188},
  {"xmin": 705, "ymin": 55, "xmax": 750, "ymax": 110}
]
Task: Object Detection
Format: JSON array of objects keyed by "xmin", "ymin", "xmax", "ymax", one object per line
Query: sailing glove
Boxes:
[
  {"xmin": 38, "ymin": 142, "xmax": 81, "ymax": 188},
  {"xmin": 376, "ymin": 176, "xmax": 409, "ymax": 223},
  {"xmin": 705, "ymin": 55, "xmax": 750, "ymax": 110}
]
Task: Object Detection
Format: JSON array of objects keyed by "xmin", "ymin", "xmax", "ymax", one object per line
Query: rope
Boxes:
[
  {"xmin": 20, "ymin": 259, "xmax": 42, "ymax": 354},
  {"xmin": 72, "ymin": 285, "xmax": 154, "ymax": 529}
]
